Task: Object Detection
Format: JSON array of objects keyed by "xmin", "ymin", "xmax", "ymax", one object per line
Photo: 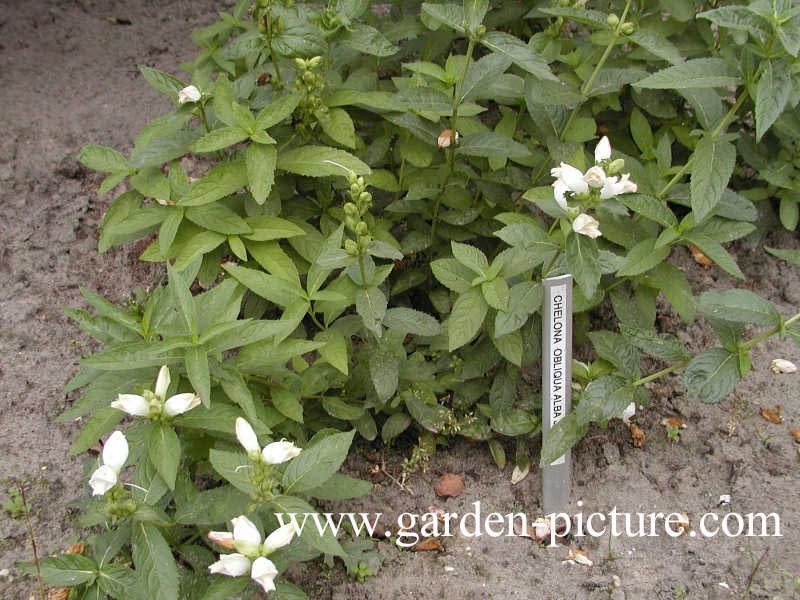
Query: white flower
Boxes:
[
  {"xmin": 599, "ymin": 173, "xmax": 637, "ymax": 200},
  {"xmin": 89, "ymin": 431, "xmax": 129, "ymax": 496},
  {"xmin": 207, "ymin": 531, "xmax": 235, "ymax": 550},
  {"xmin": 583, "ymin": 165, "xmax": 607, "ymax": 189},
  {"xmin": 250, "ymin": 557, "xmax": 279, "ymax": 593},
  {"xmin": 262, "ymin": 523, "xmax": 297, "ymax": 553},
  {"xmin": 594, "ymin": 136, "xmax": 612, "ymax": 162},
  {"xmin": 572, "ymin": 213, "xmax": 602, "ymax": 239},
  {"xmin": 261, "ymin": 439, "xmax": 302, "ymax": 465},
  {"xmin": 154, "ymin": 365, "xmax": 170, "ymax": 399},
  {"xmin": 437, "ymin": 129, "xmax": 459, "ymax": 149},
  {"xmin": 551, "ymin": 162, "xmax": 589, "ymax": 195},
  {"xmin": 163, "ymin": 393, "xmax": 201, "ymax": 417},
  {"xmin": 208, "ymin": 553, "xmax": 252, "ymax": 577},
  {"xmin": 102, "ymin": 430, "xmax": 129, "ymax": 472},
  {"xmin": 235, "ymin": 417, "xmax": 261, "ymax": 458},
  {"xmin": 232, "ymin": 516, "xmax": 262, "ymax": 556},
  {"xmin": 553, "ymin": 179, "xmax": 570, "ymax": 211},
  {"xmin": 621, "ymin": 402, "xmax": 636, "ymax": 425},
  {"xmin": 771, "ymin": 359, "xmax": 797, "ymax": 374},
  {"xmin": 110, "ymin": 394, "xmax": 151, "ymax": 417},
  {"xmin": 178, "ymin": 85, "xmax": 201, "ymax": 104},
  {"xmin": 89, "ymin": 465, "xmax": 119, "ymax": 496}
]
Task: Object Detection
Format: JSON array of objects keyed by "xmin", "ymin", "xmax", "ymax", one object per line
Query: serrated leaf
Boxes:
[
  {"xmin": 131, "ymin": 523, "xmax": 179, "ymax": 600},
  {"xmin": 78, "ymin": 145, "xmax": 129, "ymax": 173},
  {"xmin": 457, "ymin": 131, "xmax": 530, "ymax": 159},
  {"xmin": 634, "ymin": 58, "xmax": 741, "ymax": 90},
  {"xmin": 282, "ymin": 430, "xmax": 356, "ymax": 493},
  {"xmin": 684, "ymin": 347, "xmax": 740, "ymax": 404},
  {"xmin": 690, "ymin": 137, "xmax": 736, "ymax": 222},
  {"xmin": 566, "ymin": 233, "xmax": 600, "ymax": 298},
  {"xmin": 698, "ymin": 289, "xmax": 781, "ymax": 327},
  {"xmin": 448, "ymin": 286, "xmax": 488, "ymax": 351},
  {"xmin": 755, "ymin": 60, "xmax": 792, "ymax": 141},
  {"xmin": 765, "ymin": 246, "xmax": 800, "ymax": 265},
  {"xmin": 617, "ymin": 239, "xmax": 671, "ymax": 277},
  {"xmin": 178, "ymin": 161, "xmax": 248, "ymax": 207},
  {"xmin": 191, "ymin": 127, "xmax": 248, "ymax": 153},
  {"xmin": 383, "ymin": 307, "xmax": 441, "ymax": 336},
  {"xmin": 277, "ymin": 146, "xmax": 370, "ymax": 177},
  {"xmin": 148, "ymin": 425, "xmax": 180, "ymax": 490},
  {"xmin": 38, "ymin": 555, "xmax": 98, "ymax": 587}
]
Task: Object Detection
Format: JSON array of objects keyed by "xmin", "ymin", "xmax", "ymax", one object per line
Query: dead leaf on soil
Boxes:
[
  {"xmin": 65, "ymin": 542, "xmax": 85, "ymax": 555},
  {"xmin": 47, "ymin": 589, "xmax": 69, "ymax": 600},
  {"xmin": 760, "ymin": 405, "xmax": 783, "ymax": 425},
  {"xmin": 629, "ymin": 423, "xmax": 646, "ymax": 448},
  {"xmin": 789, "ymin": 428, "xmax": 800, "ymax": 444},
  {"xmin": 511, "ymin": 461, "xmax": 530, "ymax": 485},
  {"xmin": 674, "ymin": 512, "xmax": 691, "ymax": 536},
  {"xmin": 434, "ymin": 473, "xmax": 464, "ymax": 498},
  {"xmin": 660, "ymin": 417, "xmax": 686, "ymax": 429},
  {"xmin": 688, "ymin": 244, "xmax": 713, "ymax": 268},
  {"xmin": 412, "ymin": 537, "xmax": 445, "ymax": 552},
  {"xmin": 562, "ymin": 548, "xmax": 593, "ymax": 566}
]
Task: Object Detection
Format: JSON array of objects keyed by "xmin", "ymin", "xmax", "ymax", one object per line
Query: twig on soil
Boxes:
[
  {"xmin": 741, "ymin": 547, "xmax": 769, "ymax": 599},
  {"xmin": 18, "ymin": 482, "xmax": 46, "ymax": 600}
]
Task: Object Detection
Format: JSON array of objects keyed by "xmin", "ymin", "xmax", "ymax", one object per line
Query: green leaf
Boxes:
[
  {"xmin": 78, "ymin": 145, "xmax": 129, "ymax": 173},
  {"xmin": 457, "ymin": 131, "xmax": 530, "ymax": 159},
  {"xmin": 304, "ymin": 473, "xmax": 372, "ymax": 500},
  {"xmin": 185, "ymin": 202, "xmax": 251, "ymax": 234},
  {"xmin": 270, "ymin": 385, "xmax": 304, "ymax": 423},
  {"xmin": 139, "ymin": 66, "xmax": 185, "ymax": 102},
  {"xmin": 683, "ymin": 233, "xmax": 744, "ymax": 279},
  {"xmin": 383, "ymin": 308, "xmax": 441, "ymax": 336},
  {"xmin": 430, "ymin": 258, "xmax": 474, "ymax": 293},
  {"xmin": 322, "ymin": 397, "xmax": 365, "ymax": 420},
  {"xmin": 524, "ymin": 76, "xmax": 584, "ymax": 106},
  {"xmin": 698, "ymin": 289, "xmax": 781, "ymax": 327},
  {"xmin": 405, "ymin": 387, "xmax": 452, "ymax": 433},
  {"xmin": 191, "ymin": 127, "xmax": 248, "ymax": 153},
  {"xmin": 98, "ymin": 563, "xmax": 140, "ymax": 599},
  {"xmin": 684, "ymin": 347, "xmax": 740, "ymax": 404},
  {"xmin": 175, "ymin": 485, "xmax": 250, "ymax": 526},
  {"xmin": 39, "ymin": 555, "xmax": 98, "ymax": 587},
  {"xmin": 481, "ymin": 31, "xmax": 556, "ymax": 80},
  {"xmin": 167, "ymin": 263, "xmax": 198, "ymax": 337},
  {"xmin": 463, "ymin": 0, "xmax": 488, "ymax": 35},
  {"xmin": 492, "ymin": 331, "xmax": 523, "ymax": 366},
  {"xmin": 316, "ymin": 108, "xmax": 357, "ymax": 148},
  {"xmin": 641, "ymin": 263, "xmax": 695, "ymax": 321},
  {"xmin": 178, "ymin": 161, "xmax": 248, "ymax": 206},
  {"xmin": 482, "ymin": 277, "xmax": 509, "ymax": 311},
  {"xmin": 355, "ymin": 286, "xmax": 387, "ymax": 336},
  {"xmin": 340, "ymin": 22, "xmax": 398, "ymax": 57},
  {"xmin": 369, "ymin": 346, "xmax": 399, "ymax": 402},
  {"xmin": 209, "ymin": 449, "xmax": 253, "ymax": 494},
  {"xmin": 575, "ymin": 376, "xmax": 635, "ymax": 425},
  {"xmin": 536, "ymin": 6, "xmax": 609, "ymax": 27},
  {"xmin": 222, "ymin": 263, "xmax": 302, "ymax": 306},
  {"xmin": 698, "ymin": 6, "xmax": 770, "ymax": 40},
  {"xmin": 70, "ymin": 407, "xmax": 125, "ymax": 455},
  {"xmin": 628, "ymin": 29, "xmax": 684, "ymax": 65},
  {"xmin": 421, "ymin": 3, "xmax": 465, "ymax": 33},
  {"xmin": 634, "ymin": 58, "xmax": 741, "ymax": 89},
  {"xmin": 245, "ymin": 143, "xmax": 277, "ymax": 205},
  {"xmin": 448, "ymin": 286, "xmax": 488, "ymax": 351},
  {"xmin": 494, "ymin": 281, "xmax": 542, "ymax": 337},
  {"xmin": 184, "ymin": 346, "xmax": 210, "ymax": 406},
  {"xmin": 131, "ymin": 523, "xmax": 179, "ymax": 600},
  {"xmin": 461, "ymin": 54, "xmax": 513, "ymax": 103},
  {"xmin": 566, "ymin": 233, "xmax": 600, "ymax": 299},
  {"xmin": 587, "ymin": 331, "xmax": 640, "ymax": 378},
  {"xmin": 765, "ymin": 246, "xmax": 800, "ymax": 265},
  {"xmin": 200, "ymin": 578, "xmax": 250, "ymax": 600},
  {"xmin": 690, "ymin": 137, "xmax": 736, "ymax": 222},
  {"xmin": 243, "ymin": 215, "xmax": 306, "ymax": 241},
  {"xmin": 398, "ymin": 87, "xmax": 453, "ymax": 114},
  {"xmin": 316, "ymin": 329, "xmax": 349, "ymax": 375},
  {"xmin": 620, "ymin": 325, "xmax": 690, "ymax": 362},
  {"xmin": 451, "ymin": 241, "xmax": 488, "ymax": 275},
  {"xmin": 282, "ymin": 429, "xmax": 357, "ymax": 493},
  {"xmin": 620, "ymin": 193, "xmax": 677, "ymax": 228},
  {"xmin": 255, "ymin": 92, "xmax": 302, "ymax": 130},
  {"xmin": 148, "ymin": 425, "xmax": 181, "ymax": 490},
  {"xmin": 277, "ymin": 146, "xmax": 370, "ymax": 177},
  {"xmin": 540, "ymin": 413, "xmax": 587, "ymax": 466},
  {"xmin": 617, "ymin": 239, "xmax": 671, "ymax": 277},
  {"xmin": 381, "ymin": 413, "xmax": 412, "ymax": 442},
  {"xmin": 491, "ymin": 407, "xmax": 537, "ymax": 436},
  {"xmin": 269, "ymin": 495, "xmax": 344, "ymax": 557},
  {"xmin": 755, "ymin": 60, "xmax": 792, "ymax": 141}
]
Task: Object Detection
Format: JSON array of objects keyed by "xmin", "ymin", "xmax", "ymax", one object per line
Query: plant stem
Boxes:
[
  {"xmin": 740, "ymin": 311, "xmax": 800, "ymax": 351},
  {"xmin": 18, "ymin": 483, "xmax": 46, "ymax": 600},
  {"xmin": 308, "ymin": 310, "xmax": 326, "ymax": 331},
  {"xmin": 198, "ymin": 105, "xmax": 212, "ymax": 133},
  {"xmin": 632, "ymin": 359, "xmax": 690, "ymax": 387},
  {"xmin": 432, "ymin": 35, "xmax": 477, "ymax": 242}
]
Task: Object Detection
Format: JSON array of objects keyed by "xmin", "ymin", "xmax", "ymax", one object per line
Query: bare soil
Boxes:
[{"xmin": 1, "ymin": 2, "xmax": 798, "ymax": 599}]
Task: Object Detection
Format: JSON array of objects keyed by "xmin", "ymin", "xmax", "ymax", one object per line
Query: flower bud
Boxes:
[
  {"xmin": 620, "ymin": 22, "xmax": 635, "ymax": 35},
  {"xmin": 606, "ymin": 13, "xmax": 619, "ymax": 27},
  {"xmin": 303, "ymin": 71, "xmax": 315, "ymax": 84},
  {"xmin": 235, "ymin": 417, "xmax": 261, "ymax": 459},
  {"xmin": 308, "ymin": 56, "xmax": 323, "ymax": 69},
  {"xmin": 572, "ymin": 213, "xmax": 602, "ymax": 239},
  {"xmin": 163, "ymin": 393, "xmax": 202, "ymax": 417},
  {"xmin": 584, "ymin": 165, "xmax": 607, "ymax": 189},
  {"xmin": 358, "ymin": 191, "xmax": 372, "ymax": 205},
  {"xmin": 178, "ymin": 85, "xmax": 201, "ymax": 104},
  {"xmin": 344, "ymin": 239, "xmax": 359, "ymax": 255},
  {"xmin": 250, "ymin": 557, "xmax": 279, "ymax": 593},
  {"xmin": 606, "ymin": 158, "xmax": 626, "ymax": 175},
  {"xmin": 475, "ymin": 24, "xmax": 486, "ymax": 37},
  {"xmin": 293, "ymin": 58, "xmax": 307, "ymax": 70},
  {"xmin": 261, "ymin": 439, "xmax": 302, "ymax": 465},
  {"xmin": 343, "ymin": 202, "xmax": 358, "ymax": 216},
  {"xmin": 355, "ymin": 222, "xmax": 369, "ymax": 236}
]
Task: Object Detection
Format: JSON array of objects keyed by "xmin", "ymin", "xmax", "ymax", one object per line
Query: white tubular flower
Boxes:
[
  {"xmin": 102, "ymin": 431, "xmax": 129, "ymax": 472},
  {"xmin": 599, "ymin": 173, "xmax": 637, "ymax": 199},
  {"xmin": 178, "ymin": 85, "xmax": 201, "ymax": 104},
  {"xmin": 207, "ymin": 531, "xmax": 236, "ymax": 550},
  {"xmin": 553, "ymin": 180, "xmax": 570, "ymax": 211},
  {"xmin": 262, "ymin": 523, "xmax": 297, "ymax": 554},
  {"xmin": 155, "ymin": 365, "xmax": 171, "ymax": 399},
  {"xmin": 261, "ymin": 439, "xmax": 302, "ymax": 465},
  {"xmin": 208, "ymin": 553, "xmax": 252, "ymax": 577},
  {"xmin": 110, "ymin": 394, "xmax": 151, "ymax": 417},
  {"xmin": 583, "ymin": 165, "xmax": 607, "ymax": 189},
  {"xmin": 594, "ymin": 136, "xmax": 612, "ymax": 162},
  {"xmin": 573, "ymin": 213, "xmax": 602, "ymax": 239},
  {"xmin": 89, "ymin": 465, "xmax": 118, "ymax": 496},
  {"xmin": 250, "ymin": 557, "xmax": 279, "ymax": 594},
  {"xmin": 232, "ymin": 515, "xmax": 262, "ymax": 556},
  {"xmin": 551, "ymin": 162, "xmax": 589, "ymax": 195},
  {"xmin": 771, "ymin": 359, "xmax": 797, "ymax": 374},
  {"xmin": 235, "ymin": 417, "xmax": 261, "ymax": 458},
  {"xmin": 163, "ymin": 393, "xmax": 201, "ymax": 417}
]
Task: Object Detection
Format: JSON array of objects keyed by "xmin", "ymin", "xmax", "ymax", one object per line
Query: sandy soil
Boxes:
[{"xmin": 1, "ymin": 2, "xmax": 798, "ymax": 599}]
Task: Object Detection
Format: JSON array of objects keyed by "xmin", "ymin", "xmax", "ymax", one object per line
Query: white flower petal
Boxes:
[
  {"xmin": 617, "ymin": 172, "xmax": 637, "ymax": 194},
  {"xmin": 232, "ymin": 515, "xmax": 262, "ymax": 555},
  {"xmin": 594, "ymin": 136, "xmax": 612, "ymax": 162},
  {"xmin": 89, "ymin": 465, "xmax": 118, "ymax": 496},
  {"xmin": 621, "ymin": 402, "xmax": 636, "ymax": 425},
  {"xmin": 155, "ymin": 365, "xmax": 171, "ymax": 399},
  {"xmin": 583, "ymin": 165, "xmax": 607, "ymax": 189},
  {"xmin": 235, "ymin": 417, "xmax": 261, "ymax": 457},
  {"xmin": 554, "ymin": 162, "xmax": 588, "ymax": 194},
  {"xmin": 250, "ymin": 557, "xmax": 278, "ymax": 594},
  {"xmin": 572, "ymin": 213, "xmax": 602, "ymax": 239},
  {"xmin": 262, "ymin": 523, "xmax": 297, "ymax": 554},
  {"xmin": 102, "ymin": 431, "xmax": 129, "ymax": 472},
  {"xmin": 163, "ymin": 393, "xmax": 201, "ymax": 416},
  {"xmin": 207, "ymin": 531, "xmax": 236, "ymax": 550},
  {"xmin": 553, "ymin": 180, "xmax": 570, "ymax": 211},
  {"xmin": 261, "ymin": 439, "xmax": 302, "ymax": 465},
  {"xmin": 771, "ymin": 358, "xmax": 797, "ymax": 374},
  {"xmin": 178, "ymin": 85, "xmax": 201, "ymax": 104},
  {"xmin": 208, "ymin": 553, "xmax": 251, "ymax": 577},
  {"xmin": 110, "ymin": 394, "xmax": 151, "ymax": 417}
]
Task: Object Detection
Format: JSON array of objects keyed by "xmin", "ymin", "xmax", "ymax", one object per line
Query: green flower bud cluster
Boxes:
[
  {"xmin": 294, "ymin": 56, "xmax": 326, "ymax": 135},
  {"xmin": 607, "ymin": 13, "xmax": 635, "ymax": 35},
  {"xmin": 250, "ymin": 461, "xmax": 280, "ymax": 502},
  {"xmin": 343, "ymin": 170, "xmax": 373, "ymax": 256}
]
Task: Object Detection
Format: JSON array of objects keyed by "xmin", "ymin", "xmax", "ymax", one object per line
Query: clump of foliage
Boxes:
[{"xmin": 29, "ymin": 0, "xmax": 800, "ymax": 598}]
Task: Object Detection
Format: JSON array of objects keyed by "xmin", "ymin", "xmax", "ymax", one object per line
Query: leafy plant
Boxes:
[{"xmin": 39, "ymin": 0, "xmax": 800, "ymax": 598}]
